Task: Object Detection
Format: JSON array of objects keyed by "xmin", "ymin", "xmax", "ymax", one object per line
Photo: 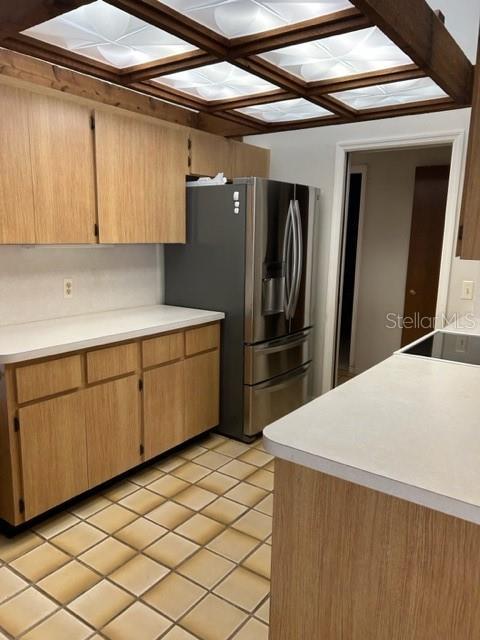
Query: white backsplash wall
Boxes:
[{"xmin": 0, "ymin": 245, "xmax": 164, "ymax": 326}]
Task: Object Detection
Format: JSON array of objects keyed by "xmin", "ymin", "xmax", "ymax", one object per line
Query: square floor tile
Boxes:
[
  {"xmin": 0, "ymin": 587, "xmax": 57, "ymax": 637},
  {"xmin": 177, "ymin": 548, "xmax": 234, "ymax": 589},
  {"xmin": 197, "ymin": 471, "xmax": 239, "ymax": 495},
  {"xmin": 103, "ymin": 480, "xmax": 139, "ymax": 502},
  {"xmin": 232, "ymin": 617, "xmax": 269, "ymax": 640},
  {"xmin": 219, "ymin": 460, "xmax": 256, "ymax": 481},
  {"xmin": 68, "ymin": 580, "xmax": 133, "ymax": 628},
  {"xmin": 79, "ymin": 537, "xmax": 135, "ymax": 574},
  {"xmin": 199, "ymin": 433, "xmax": 227, "ymax": 449},
  {"xmin": 143, "ymin": 573, "xmax": 206, "ymax": 621},
  {"xmin": 70, "ymin": 495, "xmax": 112, "ymax": 519},
  {"xmin": 181, "ymin": 593, "xmax": 247, "ymax": 640},
  {"xmin": 214, "ymin": 567, "xmax": 269, "ymax": 612},
  {"xmin": 254, "ymin": 598, "xmax": 270, "ymax": 623},
  {"xmin": 232, "ymin": 511, "xmax": 272, "ymax": 541},
  {"xmin": 254, "ymin": 494, "xmax": 273, "ymax": 516},
  {"xmin": 0, "ymin": 531, "xmax": 43, "ymax": 562},
  {"xmin": 103, "ymin": 601, "xmax": 172, "ymax": 640},
  {"xmin": 175, "ymin": 514, "xmax": 224, "ymax": 545},
  {"xmin": 129, "ymin": 466, "xmax": 164, "ymax": 487},
  {"xmin": 115, "ymin": 518, "xmax": 167, "ymax": 550},
  {"xmin": 147, "ymin": 475, "xmax": 190, "ymax": 498},
  {"xmin": 207, "ymin": 529, "xmax": 259, "ymax": 563},
  {"xmin": 155, "ymin": 456, "xmax": 185, "ymax": 472},
  {"xmin": 172, "ymin": 462, "xmax": 211, "ymax": 483},
  {"xmin": 253, "ymin": 439, "xmax": 267, "ymax": 452},
  {"xmin": 194, "ymin": 450, "xmax": 231, "ymax": 470},
  {"xmin": 21, "ymin": 609, "xmax": 92, "ymax": 640},
  {"xmin": 238, "ymin": 449, "xmax": 273, "ymax": 467},
  {"xmin": 264, "ymin": 460, "xmax": 275, "ymax": 472},
  {"xmin": 51, "ymin": 522, "xmax": 106, "ymax": 556},
  {"xmin": 246, "ymin": 469, "xmax": 274, "ymax": 491},
  {"xmin": 146, "ymin": 502, "xmax": 193, "ymax": 530},
  {"xmin": 0, "ymin": 567, "xmax": 28, "ymax": 604},
  {"xmin": 38, "ymin": 560, "xmax": 101, "ymax": 605},
  {"xmin": 87, "ymin": 504, "xmax": 137, "ymax": 534},
  {"xmin": 145, "ymin": 532, "xmax": 199, "ymax": 568},
  {"xmin": 224, "ymin": 483, "xmax": 268, "ymax": 508},
  {"xmin": 11, "ymin": 543, "xmax": 70, "ymax": 582},
  {"xmin": 34, "ymin": 513, "xmax": 80, "ymax": 539},
  {"xmin": 202, "ymin": 497, "xmax": 248, "ymax": 525},
  {"xmin": 162, "ymin": 628, "xmax": 198, "ymax": 640},
  {"xmin": 179, "ymin": 444, "xmax": 208, "ymax": 461},
  {"xmin": 118, "ymin": 488, "xmax": 165, "ymax": 515},
  {"xmin": 214, "ymin": 440, "xmax": 251, "ymax": 458},
  {"xmin": 174, "ymin": 486, "xmax": 217, "ymax": 511},
  {"xmin": 110, "ymin": 554, "xmax": 169, "ymax": 596},
  {"xmin": 242, "ymin": 544, "xmax": 271, "ymax": 579}
]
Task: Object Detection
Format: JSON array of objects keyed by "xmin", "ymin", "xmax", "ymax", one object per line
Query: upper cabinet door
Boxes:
[
  {"xmin": 95, "ymin": 111, "xmax": 188, "ymax": 243},
  {"xmin": 189, "ymin": 129, "xmax": 233, "ymax": 178},
  {"xmin": 0, "ymin": 85, "xmax": 36, "ymax": 243},
  {"xmin": 231, "ymin": 140, "xmax": 270, "ymax": 179},
  {"xmin": 28, "ymin": 94, "xmax": 97, "ymax": 244}
]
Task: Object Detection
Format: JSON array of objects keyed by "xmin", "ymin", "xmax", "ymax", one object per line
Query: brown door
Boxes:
[{"xmin": 401, "ymin": 165, "xmax": 450, "ymax": 346}]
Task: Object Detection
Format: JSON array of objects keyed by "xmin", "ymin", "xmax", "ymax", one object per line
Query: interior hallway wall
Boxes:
[
  {"xmin": 0, "ymin": 245, "xmax": 164, "ymax": 326},
  {"xmin": 349, "ymin": 146, "xmax": 452, "ymax": 374}
]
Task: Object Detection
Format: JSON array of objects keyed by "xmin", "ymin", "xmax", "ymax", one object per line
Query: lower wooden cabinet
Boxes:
[
  {"xmin": 18, "ymin": 392, "xmax": 89, "ymax": 521},
  {"xmin": 84, "ymin": 376, "xmax": 141, "ymax": 487},
  {"xmin": 0, "ymin": 321, "xmax": 221, "ymax": 525}
]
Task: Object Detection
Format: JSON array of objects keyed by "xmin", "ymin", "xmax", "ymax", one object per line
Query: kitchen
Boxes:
[{"xmin": 0, "ymin": 0, "xmax": 480, "ymax": 639}]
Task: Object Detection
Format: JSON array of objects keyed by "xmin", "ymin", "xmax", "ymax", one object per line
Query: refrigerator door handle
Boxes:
[
  {"xmin": 291, "ymin": 199, "xmax": 303, "ymax": 318},
  {"xmin": 282, "ymin": 200, "xmax": 297, "ymax": 320}
]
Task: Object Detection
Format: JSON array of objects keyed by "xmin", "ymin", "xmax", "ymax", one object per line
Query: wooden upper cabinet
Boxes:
[
  {"xmin": 95, "ymin": 110, "xmax": 188, "ymax": 243},
  {"xmin": 28, "ymin": 94, "xmax": 97, "ymax": 243},
  {"xmin": 189, "ymin": 129, "xmax": 233, "ymax": 178},
  {"xmin": 458, "ymin": 42, "xmax": 480, "ymax": 259},
  {"xmin": 0, "ymin": 85, "xmax": 36, "ymax": 243},
  {"xmin": 231, "ymin": 140, "xmax": 270, "ymax": 179}
]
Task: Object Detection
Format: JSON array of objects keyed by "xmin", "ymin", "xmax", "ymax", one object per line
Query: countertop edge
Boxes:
[
  {"xmin": 263, "ymin": 435, "xmax": 480, "ymax": 526},
  {"xmin": 0, "ymin": 311, "xmax": 225, "ymax": 364}
]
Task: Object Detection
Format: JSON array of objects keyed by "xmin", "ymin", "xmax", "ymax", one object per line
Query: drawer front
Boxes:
[
  {"xmin": 86, "ymin": 342, "xmax": 138, "ymax": 383},
  {"xmin": 16, "ymin": 354, "xmax": 83, "ymax": 404},
  {"xmin": 142, "ymin": 332, "xmax": 184, "ymax": 368},
  {"xmin": 185, "ymin": 323, "xmax": 220, "ymax": 356}
]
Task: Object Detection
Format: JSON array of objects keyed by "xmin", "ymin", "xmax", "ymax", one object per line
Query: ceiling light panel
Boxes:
[
  {"xmin": 236, "ymin": 98, "xmax": 333, "ymax": 122},
  {"xmin": 22, "ymin": 0, "xmax": 196, "ymax": 69},
  {"xmin": 153, "ymin": 62, "xmax": 277, "ymax": 101},
  {"xmin": 159, "ymin": 0, "xmax": 353, "ymax": 38},
  {"xmin": 332, "ymin": 78, "xmax": 448, "ymax": 109},
  {"xmin": 261, "ymin": 27, "xmax": 412, "ymax": 82}
]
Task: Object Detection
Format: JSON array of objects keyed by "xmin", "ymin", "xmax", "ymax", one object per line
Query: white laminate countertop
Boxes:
[
  {"xmin": 264, "ymin": 353, "xmax": 480, "ymax": 524},
  {"xmin": 0, "ymin": 305, "xmax": 224, "ymax": 364}
]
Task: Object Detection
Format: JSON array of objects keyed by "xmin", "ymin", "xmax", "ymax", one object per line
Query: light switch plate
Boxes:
[{"xmin": 461, "ymin": 280, "xmax": 474, "ymax": 300}]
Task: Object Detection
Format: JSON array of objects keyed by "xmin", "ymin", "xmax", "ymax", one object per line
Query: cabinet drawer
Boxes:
[
  {"xmin": 142, "ymin": 332, "xmax": 184, "ymax": 368},
  {"xmin": 86, "ymin": 343, "xmax": 138, "ymax": 383},
  {"xmin": 16, "ymin": 354, "xmax": 83, "ymax": 404},
  {"xmin": 185, "ymin": 323, "xmax": 220, "ymax": 356}
]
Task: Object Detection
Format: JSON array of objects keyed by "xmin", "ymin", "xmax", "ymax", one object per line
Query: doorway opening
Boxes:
[{"xmin": 334, "ymin": 144, "xmax": 452, "ymax": 387}]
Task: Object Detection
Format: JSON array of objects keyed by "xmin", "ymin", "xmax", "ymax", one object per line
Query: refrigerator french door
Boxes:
[{"xmin": 165, "ymin": 178, "xmax": 319, "ymax": 441}]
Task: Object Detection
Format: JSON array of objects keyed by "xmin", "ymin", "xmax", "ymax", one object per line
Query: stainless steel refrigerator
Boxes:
[{"xmin": 165, "ymin": 177, "xmax": 318, "ymax": 441}]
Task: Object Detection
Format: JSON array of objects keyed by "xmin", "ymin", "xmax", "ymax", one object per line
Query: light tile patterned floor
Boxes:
[{"xmin": 0, "ymin": 434, "xmax": 274, "ymax": 639}]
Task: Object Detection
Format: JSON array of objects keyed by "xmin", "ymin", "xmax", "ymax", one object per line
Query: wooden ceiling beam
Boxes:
[
  {"xmin": 228, "ymin": 8, "xmax": 371, "ymax": 58},
  {"xmin": 207, "ymin": 89, "xmax": 294, "ymax": 113},
  {"xmin": 0, "ymin": 48, "xmax": 256, "ymax": 137},
  {"xmin": 349, "ymin": 0, "xmax": 474, "ymax": 104},
  {"xmin": 120, "ymin": 51, "xmax": 217, "ymax": 83},
  {"xmin": 0, "ymin": 0, "xmax": 91, "ymax": 40}
]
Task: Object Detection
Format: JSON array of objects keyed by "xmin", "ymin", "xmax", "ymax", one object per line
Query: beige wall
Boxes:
[{"xmin": 349, "ymin": 145, "xmax": 452, "ymax": 374}]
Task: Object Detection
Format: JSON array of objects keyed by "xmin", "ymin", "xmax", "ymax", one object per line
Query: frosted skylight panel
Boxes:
[
  {"xmin": 236, "ymin": 98, "xmax": 333, "ymax": 122},
  {"xmin": 153, "ymin": 62, "xmax": 277, "ymax": 100},
  {"xmin": 22, "ymin": 0, "xmax": 196, "ymax": 69},
  {"xmin": 261, "ymin": 27, "xmax": 412, "ymax": 82},
  {"xmin": 332, "ymin": 78, "xmax": 448, "ymax": 109},
  {"xmin": 159, "ymin": 0, "xmax": 353, "ymax": 38}
]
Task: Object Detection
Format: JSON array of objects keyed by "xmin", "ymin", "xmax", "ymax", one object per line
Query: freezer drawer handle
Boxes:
[
  {"xmin": 255, "ymin": 333, "xmax": 310, "ymax": 355},
  {"xmin": 254, "ymin": 363, "xmax": 311, "ymax": 392}
]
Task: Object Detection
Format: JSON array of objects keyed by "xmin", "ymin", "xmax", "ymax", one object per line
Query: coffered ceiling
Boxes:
[{"xmin": 0, "ymin": 0, "xmax": 474, "ymax": 136}]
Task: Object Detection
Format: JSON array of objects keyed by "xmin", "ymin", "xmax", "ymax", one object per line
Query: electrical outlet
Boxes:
[
  {"xmin": 461, "ymin": 280, "xmax": 474, "ymax": 300},
  {"xmin": 64, "ymin": 278, "xmax": 73, "ymax": 299}
]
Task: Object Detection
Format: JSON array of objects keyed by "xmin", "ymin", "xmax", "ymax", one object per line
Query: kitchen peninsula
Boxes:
[{"xmin": 264, "ymin": 350, "xmax": 480, "ymax": 639}]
